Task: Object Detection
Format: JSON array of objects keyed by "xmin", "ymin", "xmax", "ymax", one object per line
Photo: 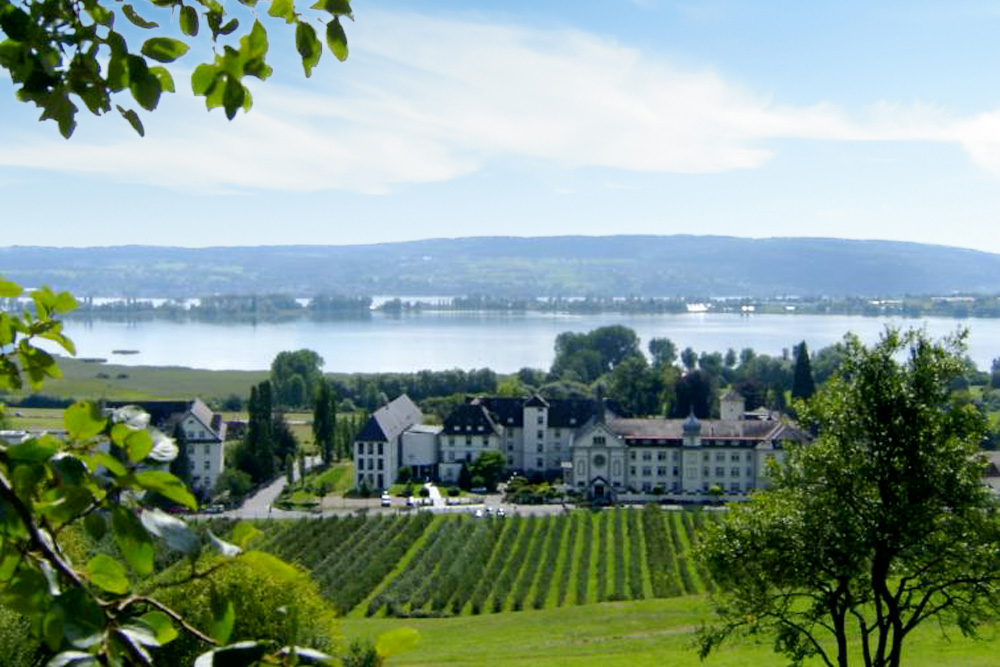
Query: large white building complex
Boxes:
[{"xmin": 354, "ymin": 390, "xmax": 811, "ymax": 502}]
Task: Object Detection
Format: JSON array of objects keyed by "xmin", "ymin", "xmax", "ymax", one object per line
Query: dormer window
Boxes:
[{"xmin": 570, "ymin": 418, "xmax": 576, "ymax": 425}]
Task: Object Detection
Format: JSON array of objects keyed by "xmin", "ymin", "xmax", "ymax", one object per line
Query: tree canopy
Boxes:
[
  {"xmin": 271, "ymin": 349, "xmax": 324, "ymax": 408},
  {"xmin": 698, "ymin": 329, "xmax": 1000, "ymax": 667},
  {"xmin": 0, "ymin": 0, "xmax": 352, "ymax": 137}
]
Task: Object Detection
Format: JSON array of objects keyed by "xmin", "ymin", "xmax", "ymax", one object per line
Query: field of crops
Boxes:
[{"xmin": 249, "ymin": 507, "xmax": 718, "ymax": 618}]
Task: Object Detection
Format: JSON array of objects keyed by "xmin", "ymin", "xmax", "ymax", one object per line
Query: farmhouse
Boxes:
[
  {"xmin": 354, "ymin": 388, "xmax": 811, "ymax": 502},
  {"xmin": 104, "ymin": 398, "xmax": 227, "ymax": 492}
]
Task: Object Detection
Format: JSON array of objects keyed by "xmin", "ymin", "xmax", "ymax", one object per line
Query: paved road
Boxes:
[{"xmin": 220, "ymin": 455, "xmax": 321, "ymax": 520}]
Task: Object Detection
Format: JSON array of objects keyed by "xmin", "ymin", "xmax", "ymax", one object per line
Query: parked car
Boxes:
[
  {"xmin": 497, "ymin": 508, "xmax": 507, "ymax": 518},
  {"xmin": 203, "ymin": 504, "xmax": 225, "ymax": 515},
  {"xmin": 474, "ymin": 509, "xmax": 484, "ymax": 518},
  {"xmin": 380, "ymin": 493, "xmax": 392, "ymax": 507}
]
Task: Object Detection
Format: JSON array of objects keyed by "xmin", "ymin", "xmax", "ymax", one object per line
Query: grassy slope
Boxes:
[{"xmin": 343, "ymin": 597, "xmax": 1000, "ymax": 667}]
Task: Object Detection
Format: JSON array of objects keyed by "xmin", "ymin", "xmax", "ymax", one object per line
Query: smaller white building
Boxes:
[{"xmin": 353, "ymin": 395, "xmax": 424, "ymax": 490}]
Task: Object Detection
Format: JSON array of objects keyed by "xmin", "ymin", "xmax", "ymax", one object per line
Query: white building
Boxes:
[
  {"xmin": 105, "ymin": 398, "xmax": 227, "ymax": 492},
  {"xmin": 353, "ymin": 395, "xmax": 424, "ymax": 490}
]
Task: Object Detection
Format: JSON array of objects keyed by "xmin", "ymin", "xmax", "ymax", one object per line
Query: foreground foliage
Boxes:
[
  {"xmin": 698, "ymin": 329, "xmax": 1000, "ymax": 667},
  {"xmin": 0, "ymin": 276, "xmax": 348, "ymax": 665},
  {"xmin": 0, "ymin": 0, "xmax": 352, "ymax": 137}
]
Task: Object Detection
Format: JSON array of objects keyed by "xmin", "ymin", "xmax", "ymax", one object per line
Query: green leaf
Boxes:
[
  {"xmin": 376, "ymin": 627, "xmax": 420, "ymax": 658},
  {"xmin": 86, "ymin": 554, "xmax": 129, "ymax": 594},
  {"xmin": 112, "ymin": 507, "xmax": 154, "ymax": 575},
  {"xmin": 140, "ymin": 37, "xmax": 190, "ymax": 63},
  {"xmin": 83, "ymin": 512, "xmax": 107, "ymax": 541},
  {"xmin": 7, "ymin": 437, "xmax": 58, "ymax": 462},
  {"xmin": 86, "ymin": 451, "xmax": 127, "ymax": 477},
  {"xmin": 116, "ymin": 104, "xmax": 145, "ymax": 137},
  {"xmin": 295, "ymin": 22, "xmax": 321, "ymax": 77},
  {"xmin": 47, "ymin": 651, "xmax": 100, "ymax": 667},
  {"xmin": 209, "ymin": 590, "xmax": 235, "ymax": 644},
  {"xmin": 310, "ymin": 0, "xmax": 351, "ymax": 15},
  {"xmin": 122, "ymin": 4, "xmax": 159, "ymax": 29},
  {"xmin": 140, "ymin": 508, "xmax": 199, "ymax": 552},
  {"xmin": 244, "ymin": 20, "xmax": 269, "ymax": 60},
  {"xmin": 191, "ymin": 64, "xmax": 217, "ymax": 96},
  {"xmin": 127, "ymin": 56, "xmax": 161, "ymax": 111},
  {"xmin": 231, "ymin": 521, "xmax": 261, "ymax": 548},
  {"xmin": 180, "ymin": 5, "xmax": 199, "ymax": 36},
  {"xmin": 0, "ymin": 278, "xmax": 22, "ymax": 298},
  {"xmin": 134, "ymin": 470, "xmax": 197, "ymax": 509},
  {"xmin": 149, "ymin": 67, "xmax": 175, "ymax": 93},
  {"xmin": 64, "ymin": 401, "xmax": 107, "ymax": 442},
  {"xmin": 326, "ymin": 18, "xmax": 348, "ymax": 62},
  {"xmin": 219, "ymin": 18, "xmax": 239, "ymax": 35},
  {"xmin": 139, "ymin": 611, "xmax": 178, "ymax": 645},
  {"xmin": 222, "ymin": 75, "xmax": 245, "ymax": 120},
  {"xmin": 124, "ymin": 429, "xmax": 153, "ymax": 462},
  {"xmin": 195, "ymin": 641, "xmax": 270, "ymax": 667},
  {"xmin": 267, "ymin": 0, "xmax": 295, "ymax": 23}
]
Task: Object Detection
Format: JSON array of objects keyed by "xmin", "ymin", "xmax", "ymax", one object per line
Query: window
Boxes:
[
  {"xmin": 746, "ymin": 466, "xmax": 754, "ymax": 477},
  {"xmin": 642, "ymin": 467, "xmax": 651, "ymax": 477},
  {"xmin": 629, "ymin": 451, "xmax": 636, "ymax": 461},
  {"xmin": 507, "ymin": 417, "xmax": 514, "ymax": 424},
  {"xmin": 482, "ymin": 436, "xmax": 489, "ymax": 445},
  {"xmin": 536, "ymin": 458, "xmax": 544, "ymax": 468},
  {"xmin": 630, "ymin": 466, "xmax": 637, "ymax": 476},
  {"xmin": 449, "ymin": 437, "xmax": 455, "ymax": 446},
  {"xmin": 746, "ymin": 452, "xmax": 753, "ymax": 461},
  {"xmin": 199, "ymin": 430, "xmax": 205, "ymax": 439},
  {"xmin": 537, "ymin": 430, "xmax": 544, "ymax": 439},
  {"xmin": 642, "ymin": 452, "xmax": 652, "ymax": 461},
  {"xmin": 657, "ymin": 451, "xmax": 666, "ymax": 461},
  {"xmin": 537, "ymin": 444, "xmax": 544, "ymax": 453},
  {"xmin": 377, "ymin": 474, "xmax": 383, "ymax": 488},
  {"xmin": 702, "ymin": 453, "xmax": 709, "ymax": 462},
  {"xmin": 703, "ymin": 467, "xmax": 710, "ymax": 477},
  {"xmin": 642, "ymin": 482, "xmax": 652, "ymax": 492},
  {"xmin": 466, "ymin": 436, "xmax": 472, "ymax": 445},
  {"xmin": 466, "ymin": 453, "xmax": 472, "ymax": 462},
  {"xmin": 594, "ymin": 436, "xmax": 606, "ymax": 445},
  {"xmin": 537, "ymin": 415, "xmax": 544, "ymax": 424},
  {"xmin": 657, "ymin": 466, "xmax": 667, "ymax": 476},
  {"xmin": 447, "ymin": 452, "xmax": 455, "ymax": 462},
  {"xmin": 569, "ymin": 417, "xmax": 576, "ymax": 425},
  {"xmin": 477, "ymin": 425, "xmax": 483, "ymax": 431},
  {"xmin": 377, "ymin": 443, "xmax": 383, "ymax": 455},
  {"xmin": 507, "ymin": 444, "xmax": 513, "ymax": 451},
  {"xmin": 731, "ymin": 453, "xmax": 741, "ymax": 462},
  {"xmin": 366, "ymin": 443, "xmax": 373, "ymax": 455},
  {"xmin": 612, "ymin": 461, "xmax": 621, "ymax": 476},
  {"xmin": 377, "ymin": 459, "xmax": 384, "ymax": 471},
  {"xmin": 672, "ymin": 466, "xmax": 679, "ymax": 476},
  {"xmin": 715, "ymin": 467, "xmax": 725, "ymax": 477},
  {"xmin": 730, "ymin": 482, "xmax": 740, "ymax": 492},
  {"xmin": 203, "ymin": 445, "xmax": 210, "ymax": 456},
  {"xmin": 672, "ymin": 451, "xmax": 680, "ymax": 461},
  {"xmin": 577, "ymin": 460, "xmax": 585, "ymax": 474},
  {"xmin": 508, "ymin": 456, "xmax": 514, "ymax": 465},
  {"xmin": 188, "ymin": 445, "xmax": 195, "ymax": 456},
  {"xmin": 554, "ymin": 429, "xmax": 561, "ymax": 437},
  {"xmin": 203, "ymin": 460, "xmax": 209, "ymax": 470},
  {"xmin": 715, "ymin": 452, "xmax": 725, "ymax": 462},
  {"xmin": 731, "ymin": 467, "xmax": 740, "ymax": 477}
]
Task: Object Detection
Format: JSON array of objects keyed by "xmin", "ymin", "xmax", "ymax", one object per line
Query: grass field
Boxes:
[
  {"xmin": 12, "ymin": 356, "xmax": 268, "ymax": 401},
  {"xmin": 341, "ymin": 596, "xmax": 1000, "ymax": 667}
]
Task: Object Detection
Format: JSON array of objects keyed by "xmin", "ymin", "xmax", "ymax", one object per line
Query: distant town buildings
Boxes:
[{"xmin": 354, "ymin": 390, "xmax": 811, "ymax": 502}]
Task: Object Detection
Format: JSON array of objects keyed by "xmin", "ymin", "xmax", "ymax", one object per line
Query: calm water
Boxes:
[{"xmin": 58, "ymin": 312, "xmax": 1000, "ymax": 373}]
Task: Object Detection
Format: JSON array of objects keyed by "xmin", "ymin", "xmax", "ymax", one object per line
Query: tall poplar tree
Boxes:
[
  {"xmin": 313, "ymin": 381, "xmax": 336, "ymax": 464},
  {"xmin": 792, "ymin": 340, "xmax": 817, "ymax": 400}
]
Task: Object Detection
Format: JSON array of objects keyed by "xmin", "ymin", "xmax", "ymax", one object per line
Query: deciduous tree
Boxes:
[{"xmin": 698, "ymin": 329, "xmax": 1000, "ymax": 667}]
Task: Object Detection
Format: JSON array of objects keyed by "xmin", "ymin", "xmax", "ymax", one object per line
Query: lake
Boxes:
[{"xmin": 57, "ymin": 312, "xmax": 1000, "ymax": 373}]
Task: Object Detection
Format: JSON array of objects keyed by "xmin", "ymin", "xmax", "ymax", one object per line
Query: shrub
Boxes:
[{"xmin": 154, "ymin": 552, "xmax": 338, "ymax": 665}]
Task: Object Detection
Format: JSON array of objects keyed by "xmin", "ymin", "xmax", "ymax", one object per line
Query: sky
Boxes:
[{"xmin": 4, "ymin": 1, "xmax": 1000, "ymax": 252}]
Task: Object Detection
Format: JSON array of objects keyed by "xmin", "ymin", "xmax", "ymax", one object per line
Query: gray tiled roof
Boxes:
[{"xmin": 357, "ymin": 395, "xmax": 423, "ymax": 443}]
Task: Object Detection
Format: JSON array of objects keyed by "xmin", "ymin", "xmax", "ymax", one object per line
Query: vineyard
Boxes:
[{"xmin": 247, "ymin": 507, "xmax": 719, "ymax": 618}]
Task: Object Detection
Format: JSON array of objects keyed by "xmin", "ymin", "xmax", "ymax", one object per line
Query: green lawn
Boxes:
[{"xmin": 343, "ymin": 596, "xmax": 1000, "ymax": 667}]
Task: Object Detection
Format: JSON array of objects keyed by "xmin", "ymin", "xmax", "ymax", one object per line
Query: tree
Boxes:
[
  {"xmin": 457, "ymin": 462, "xmax": 472, "ymax": 491},
  {"xmin": 698, "ymin": 330, "xmax": 1000, "ymax": 667},
  {"xmin": 680, "ymin": 346, "xmax": 698, "ymax": 371},
  {"xmin": 791, "ymin": 340, "xmax": 817, "ymax": 400},
  {"xmin": 671, "ymin": 369, "xmax": 714, "ymax": 418},
  {"xmin": 469, "ymin": 451, "xmax": 505, "ymax": 492},
  {"xmin": 550, "ymin": 326, "xmax": 642, "ymax": 383},
  {"xmin": 313, "ymin": 380, "xmax": 336, "ymax": 464},
  {"xmin": 607, "ymin": 355, "xmax": 663, "ymax": 417},
  {"xmin": 648, "ymin": 337, "xmax": 678, "ymax": 368},
  {"xmin": 272, "ymin": 411, "xmax": 298, "ymax": 464},
  {"xmin": 271, "ymin": 349, "xmax": 325, "ymax": 408},
  {"xmin": 0, "ymin": 0, "xmax": 353, "ymax": 138}
]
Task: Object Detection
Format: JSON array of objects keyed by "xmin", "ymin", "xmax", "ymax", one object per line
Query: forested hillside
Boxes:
[{"xmin": 3, "ymin": 235, "xmax": 1000, "ymax": 297}]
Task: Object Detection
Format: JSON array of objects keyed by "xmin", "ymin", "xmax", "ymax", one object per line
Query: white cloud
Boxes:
[{"xmin": 1, "ymin": 10, "xmax": 999, "ymax": 192}]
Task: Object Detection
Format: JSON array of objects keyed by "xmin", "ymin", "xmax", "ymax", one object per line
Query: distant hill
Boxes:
[{"xmin": 1, "ymin": 236, "xmax": 999, "ymax": 298}]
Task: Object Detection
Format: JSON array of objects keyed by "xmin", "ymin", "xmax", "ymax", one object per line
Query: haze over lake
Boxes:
[{"xmin": 59, "ymin": 312, "xmax": 1000, "ymax": 373}]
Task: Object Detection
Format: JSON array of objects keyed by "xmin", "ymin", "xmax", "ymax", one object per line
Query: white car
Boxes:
[
  {"xmin": 474, "ymin": 509, "xmax": 484, "ymax": 518},
  {"xmin": 380, "ymin": 493, "xmax": 391, "ymax": 507}
]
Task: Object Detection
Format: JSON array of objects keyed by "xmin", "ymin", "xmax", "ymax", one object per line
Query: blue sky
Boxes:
[{"xmin": 4, "ymin": 0, "xmax": 1000, "ymax": 252}]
